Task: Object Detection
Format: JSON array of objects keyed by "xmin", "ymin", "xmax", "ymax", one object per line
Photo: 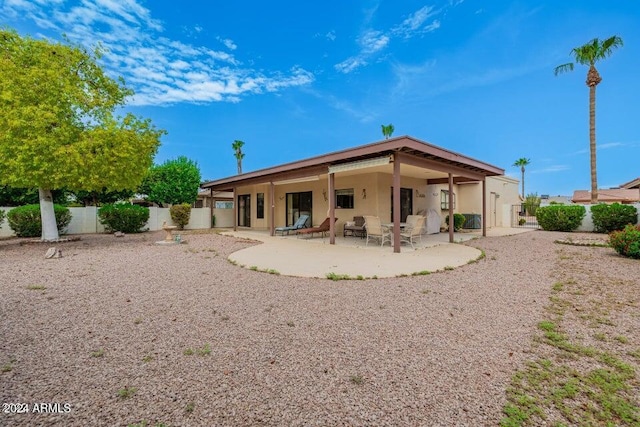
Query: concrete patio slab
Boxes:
[{"xmin": 223, "ymin": 227, "xmax": 534, "ymax": 278}]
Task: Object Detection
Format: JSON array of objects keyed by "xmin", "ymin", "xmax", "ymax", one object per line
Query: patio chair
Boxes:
[
  {"xmin": 274, "ymin": 214, "xmax": 309, "ymax": 236},
  {"xmin": 296, "ymin": 217, "xmax": 337, "ymax": 238},
  {"xmin": 400, "ymin": 216, "xmax": 425, "ymax": 249},
  {"xmin": 405, "ymin": 214, "xmax": 426, "ymax": 242},
  {"xmin": 343, "ymin": 216, "xmax": 365, "ymax": 238},
  {"xmin": 363, "ymin": 215, "xmax": 391, "ymax": 247}
]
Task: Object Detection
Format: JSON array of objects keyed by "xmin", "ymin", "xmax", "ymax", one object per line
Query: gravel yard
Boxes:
[{"xmin": 0, "ymin": 230, "xmax": 634, "ymax": 426}]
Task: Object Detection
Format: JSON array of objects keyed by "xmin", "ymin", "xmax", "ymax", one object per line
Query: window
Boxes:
[
  {"xmin": 257, "ymin": 193, "xmax": 264, "ymax": 219},
  {"xmin": 335, "ymin": 188, "xmax": 354, "ymax": 209},
  {"xmin": 215, "ymin": 201, "xmax": 233, "ymax": 209},
  {"xmin": 441, "ymin": 190, "xmax": 456, "ymax": 210}
]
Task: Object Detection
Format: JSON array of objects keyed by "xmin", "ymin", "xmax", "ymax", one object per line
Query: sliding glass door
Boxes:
[
  {"xmin": 286, "ymin": 191, "xmax": 312, "ymax": 226},
  {"xmin": 390, "ymin": 187, "xmax": 413, "ymax": 222}
]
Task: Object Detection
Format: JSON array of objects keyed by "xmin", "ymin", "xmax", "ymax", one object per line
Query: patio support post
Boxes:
[
  {"xmin": 329, "ymin": 172, "xmax": 336, "ymax": 244},
  {"xmin": 270, "ymin": 181, "xmax": 275, "ymax": 236},
  {"xmin": 448, "ymin": 173, "xmax": 454, "ymax": 243},
  {"xmin": 482, "ymin": 178, "xmax": 487, "ymax": 237},
  {"xmin": 233, "ymin": 186, "xmax": 237, "ymax": 232},
  {"xmin": 393, "ymin": 153, "xmax": 401, "ymax": 253}
]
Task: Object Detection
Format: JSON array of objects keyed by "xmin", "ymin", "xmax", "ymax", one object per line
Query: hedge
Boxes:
[
  {"xmin": 7, "ymin": 204, "xmax": 72, "ymax": 237},
  {"xmin": 590, "ymin": 203, "xmax": 637, "ymax": 233},
  {"xmin": 98, "ymin": 204, "xmax": 149, "ymax": 233},
  {"xmin": 535, "ymin": 205, "xmax": 585, "ymax": 232}
]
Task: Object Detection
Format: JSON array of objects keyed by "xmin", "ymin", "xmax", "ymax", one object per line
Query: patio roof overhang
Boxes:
[{"xmin": 202, "ymin": 135, "xmax": 504, "ymax": 191}]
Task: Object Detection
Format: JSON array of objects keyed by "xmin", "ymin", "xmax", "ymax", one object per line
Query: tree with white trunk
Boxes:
[{"xmin": 0, "ymin": 29, "xmax": 164, "ymax": 240}]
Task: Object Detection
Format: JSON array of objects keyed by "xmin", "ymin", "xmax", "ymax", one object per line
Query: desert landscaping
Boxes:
[{"xmin": 1, "ymin": 230, "xmax": 638, "ymax": 426}]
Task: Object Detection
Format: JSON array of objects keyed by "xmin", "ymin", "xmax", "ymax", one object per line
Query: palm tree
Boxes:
[
  {"xmin": 513, "ymin": 158, "xmax": 531, "ymax": 199},
  {"xmin": 554, "ymin": 36, "xmax": 623, "ymax": 204},
  {"xmin": 232, "ymin": 140, "xmax": 245, "ymax": 174},
  {"xmin": 381, "ymin": 124, "xmax": 394, "ymax": 139}
]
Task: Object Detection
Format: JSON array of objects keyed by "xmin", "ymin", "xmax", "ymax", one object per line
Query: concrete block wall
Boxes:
[{"xmin": 0, "ymin": 206, "xmax": 212, "ymax": 237}]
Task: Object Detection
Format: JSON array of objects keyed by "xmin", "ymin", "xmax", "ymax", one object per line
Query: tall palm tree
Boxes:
[
  {"xmin": 381, "ymin": 124, "xmax": 394, "ymax": 139},
  {"xmin": 232, "ymin": 140, "xmax": 245, "ymax": 174},
  {"xmin": 554, "ymin": 36, "xmax": 623, "ymax": 204},
  {"xmin": 513, "ymin": 157, "xmax": 530, "ymax": 199}
]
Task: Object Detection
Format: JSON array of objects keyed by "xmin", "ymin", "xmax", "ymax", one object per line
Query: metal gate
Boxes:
[{"xmin": 511, "ymin": 205, "xmax": 540, "ymax": 229}]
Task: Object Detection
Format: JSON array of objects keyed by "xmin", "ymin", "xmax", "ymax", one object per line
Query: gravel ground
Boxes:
[{"xmin": 0, "ymin": 229, "xmax": 617, "ymax": 426}]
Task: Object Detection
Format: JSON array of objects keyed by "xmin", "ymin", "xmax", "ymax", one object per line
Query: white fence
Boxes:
[{"xmin": 0, "ymin": 206, "xmax": 212, "ymax": 237}]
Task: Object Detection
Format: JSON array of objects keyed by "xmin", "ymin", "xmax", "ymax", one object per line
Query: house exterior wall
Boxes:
[{"xmin": 221, "ymin": 174, "xmax": 519, "ymax": 232}]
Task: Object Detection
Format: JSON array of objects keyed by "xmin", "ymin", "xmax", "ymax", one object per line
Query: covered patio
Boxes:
[
  {"xmin": 222, "ymin": 227, "xmax": 533, "ymax": 278},
  {"xmin": 203, "ymin": 136, "xmax": 506, "ymax": 253}
]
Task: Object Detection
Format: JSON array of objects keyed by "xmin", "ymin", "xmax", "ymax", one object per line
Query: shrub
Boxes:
[
  {"xmin": 445, "ymin": 213, "xmax": 466, "ymax": 231},
  {"xmin": 609, "ymin": 224, "xmax": 640, "ymax": 259},
  {"xmin": 170, "ymin": 203, "xmax": 192, "ymax": 230},
  {"xmin": 590, "ymin": 203, "xmax": 638, "ymax": 233},
  {"xmin": 7, "ymin": 204, "xmax": 72, "ymax": 237},
  {"xmin": 535, "ymin": 205, "xmax": 585, "ymax": 232},
  {"xmin": 523, "ymin": 193, "xmax": 541, "ymax": 216},
  {"xmin": 0, "ymin": 209, "xmax": 5, "ymax": 228},
  {"xmin": 98, "ymin": 203, "xmax": 149, "ymax": 233}
]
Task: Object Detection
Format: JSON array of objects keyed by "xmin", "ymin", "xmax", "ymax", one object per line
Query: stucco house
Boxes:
[{"xmin": 202, "ymin": 136, "xmax": 520, "ymax": 253}]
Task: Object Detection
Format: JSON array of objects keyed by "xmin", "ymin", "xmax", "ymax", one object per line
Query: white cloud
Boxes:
[
  {"xmin": 335, "ymin": 4, "xmax": 444, "ymax": 74},
  {"xmin": 325, "ymin": 30, "xmax": 336, "ymax": 41},
  {"xmin": 217, "ymin": 37, "xmax": 237, "ymax": 50},
  {"xmin": 2, "ymin": 0, "xmax": 313, "ymax": 106},
  {"xmin": 335, "ymin": 57, "xmax": 367, "ymax": 73},
  {"xmin": 359, "ymin": 30, "xmax": 389, "ymax": 54},
  {"xmin": 392, "ymin": 6, "xmax": 439, "ymax": 38}
]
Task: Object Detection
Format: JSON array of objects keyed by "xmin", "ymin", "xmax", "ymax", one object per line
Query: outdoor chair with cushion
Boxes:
[
  {"xmin": 275, "ymin": 214, "xmax": 309, "ymax": 236},
  {"xmin": 400, "ymin": 216, "xmax": 425, "ymax": 249},
  {"xmin": 296, "ymin": 217, "xmax": 338, "ymax": 238},
  {"xmin": 405, "ymin": 214, "xmax": 426, "ymax": 242},
  {"xmin": 343, "ymin": 216, "xmax": 366, "ymax": 238},
  {"xmin": 363, "ymin": 215, "xmax": 391, "ymax": 247}
]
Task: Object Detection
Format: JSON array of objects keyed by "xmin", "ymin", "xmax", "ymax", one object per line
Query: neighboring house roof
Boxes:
[
  {"xmin": 619, "ymin": 177, "xmax": 640, "ymax": 189},
  {"xmin": 571, "ymin": 189, "xmax": 640, "ymax": 204},
  {"xmin": 202, "ymin": 135, "xmax": 505, "ymax": 192}
]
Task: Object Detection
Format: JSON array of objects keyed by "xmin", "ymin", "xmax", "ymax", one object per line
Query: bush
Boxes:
[
  {"xmin": 609, "ymin": 224, "xmax": 640, "ymax": 259},
  {"xmin": 7, "ymin": 204, "xmax": 72, "ymax": 237},
  {"xmin": 590, "ymin": 203, "xmax": 638, "ymax": 233},
  {"xmin": 0, "ymin": 209, "xmax": 5, "ymax": 228},
  {"xmin": 523, "ymin": 193, "xmax": 541, "ymax": 216},
  {"xmin": 445, "ymin": 213, "xmax": 466, "ymax": 231},
  {"xmin": 98, "ymin": 203, "xmax": 149, "ymax": 233},
  {"xmin": 535, "ymin": 205, "xmax": 586, "ymax": 232},
  {"xmin": 169, "ymin": 203, "xmax": 191, "ymax": 229}
]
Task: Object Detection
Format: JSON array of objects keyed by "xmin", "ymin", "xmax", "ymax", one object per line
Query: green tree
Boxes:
[
  {"xmin": 513, "ymin": 158, "xmax": 531, "ymax": 199},
  {"xmin": 232, "ymin": 140, "xmax": 245, "ymax": 174},
  {"xmin": 381, "ymin": 124, "xmax": 395, "ymax": 139},
  {"xmin": 71, "ymin": 188, "xmax": 134, "ymax": 206},
  {"xmin": 141, "ymin": 156, "xmax": 201, "ymax": 206},
  {"xmin": 554, "ymin": 36, "xmax": 623, "ymax": 204},
  {"xmin": 0, "ymin": 186, "xmax": 68, "ymax": 206},
  {"xmin": 0, "ymin": 29, "xmax": 164, "ymax": 241}
]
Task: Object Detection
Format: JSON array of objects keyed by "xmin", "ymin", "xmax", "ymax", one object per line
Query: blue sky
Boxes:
[{"xmin": 2, "ymin": 0, "xmax": 639, "ymax": 196}]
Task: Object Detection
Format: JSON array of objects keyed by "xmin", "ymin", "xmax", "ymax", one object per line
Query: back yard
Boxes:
[{"xmin": 0, "ymin": 230, "xmax": 638, "ymax": 426}]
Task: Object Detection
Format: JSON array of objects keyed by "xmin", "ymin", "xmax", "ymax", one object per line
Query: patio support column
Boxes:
[
  {"xmin": 482, "ymin": 178, "xmax": 487, "ymax": 237},
  {"xmin": 270, "ymin": 181, "xmax": 275, "ymax": 236},
  {"xmin": 328, "ymin": 172, "xmax": 335, "ymax": 244},
  {"xmin": 233, "ymin": 186, "xmax": 237, "ymax": 232},
  {"xmin": 393, "ymin": 153, "xmax": 401, "ymax": 253},
  {"xmin": 448, "ymin": 173, "xmax": 454, "ymax": 243}
]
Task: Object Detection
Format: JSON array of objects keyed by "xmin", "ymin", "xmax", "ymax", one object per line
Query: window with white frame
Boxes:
[{"xmin": 440, "ymin": 190, "xmax": 456, "ymax": 210}]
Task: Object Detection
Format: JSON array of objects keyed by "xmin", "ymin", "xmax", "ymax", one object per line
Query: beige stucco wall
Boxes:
[{"xmin": 227, "ymin": 174, "xmax": 519, "ymax": 232}]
